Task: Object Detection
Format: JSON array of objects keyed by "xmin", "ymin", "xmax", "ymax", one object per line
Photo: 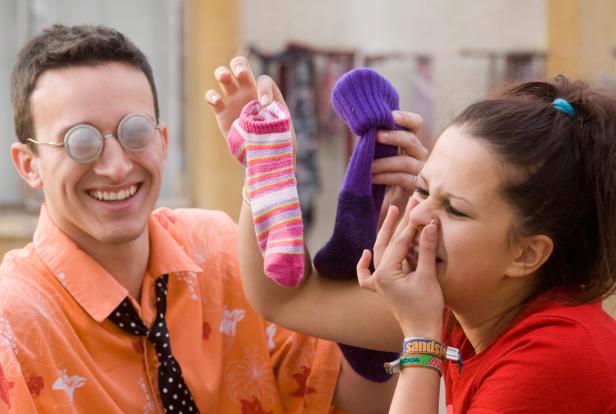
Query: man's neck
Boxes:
[{"xmin": 75, "ymin": 230, "xmax": 150, "ymax": 301}]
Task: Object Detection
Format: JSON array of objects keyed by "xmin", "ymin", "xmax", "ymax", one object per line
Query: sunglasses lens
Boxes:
[
  {"xmin": 65, "ymin": 125, "xmax": 102, "ymax": 163},
  {"xmin": 119, "ymin": 114, "xmax": 154, "ymax": 151}
]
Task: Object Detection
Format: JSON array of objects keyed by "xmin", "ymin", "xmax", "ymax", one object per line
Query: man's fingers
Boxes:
[
  {"xmin": 356, "ymin": 249, "xmax": 376, "ymax": 291},
  {"xmin": 372, "ymin": 155, "xmax": 423, "ymax": 177},
  {"xmin": 371, "ymin": 172, "xmax": 419, "ymax": 193},
  {"xmin": 416, "ymin": 220, "xmax": 439, "ymax": 277},
  {"xmin": 392, "ymin": 111, "xmax": 423, "ymax": 134},
  {"xmin": 376, "ymin": 129, "xmax": 428, "ymax": 161}
]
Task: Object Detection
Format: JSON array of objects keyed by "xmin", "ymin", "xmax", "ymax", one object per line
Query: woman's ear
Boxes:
[
  {"xmin": 11, "ymin": 142, "xmax": 43, "ymax": 189},
  {"xmin": 506, "ymin": 234, "xmax": 553, "ymax": 278}
]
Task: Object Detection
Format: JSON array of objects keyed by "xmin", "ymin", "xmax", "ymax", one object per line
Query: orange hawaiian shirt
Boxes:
[{"xmin": 0, "ymin": 205, "xmax": 343, "ymax": 413}]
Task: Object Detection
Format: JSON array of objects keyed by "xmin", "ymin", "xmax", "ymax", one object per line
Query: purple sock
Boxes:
[
  {"xmin": 314, "ymin": 68, "xmax": 400, "ymax": 278},
  {"xmin": 313, "ymin": 68, "xmax": 401, "ymax": 382}
]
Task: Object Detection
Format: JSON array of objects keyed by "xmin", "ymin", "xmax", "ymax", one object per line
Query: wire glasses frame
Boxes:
[{"xmin": 26, "ymin": 113, "xmax": 160, "ymax": 164}]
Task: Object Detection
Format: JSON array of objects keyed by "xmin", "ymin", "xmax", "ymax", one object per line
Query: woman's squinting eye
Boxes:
[
  {"xmin": 414, "ymin": 186, "xmax": 429, "ymax": 198},
  {"xmin": 415, "ymin": 186, "xmax": 470, "ymax": 218},
  {"xmin": 446, "ymin": 203, "xmax": 468, "ymax": 218}
]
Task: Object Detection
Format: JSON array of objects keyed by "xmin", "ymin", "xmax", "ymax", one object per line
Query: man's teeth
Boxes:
[{"xmin": 90, "ymin": 185, "xmax": 137, "ymax": 201}]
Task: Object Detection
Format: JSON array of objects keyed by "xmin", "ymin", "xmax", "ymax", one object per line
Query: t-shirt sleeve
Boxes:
[
  {"xmin": 265, "ymin": 320, "xmax": 344, "ymax": 413},
  {"xmin": 466, "ymin": 316, "xmax": 615, "ymax": 414}
]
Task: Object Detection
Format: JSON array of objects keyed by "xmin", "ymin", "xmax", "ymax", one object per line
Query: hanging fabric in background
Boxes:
[
  {"xmin": 318, "ymin": 53, "xmax": 355, "ymax": 139},
  {"xmin": 411, "ymin": 55, "xmax": 434, "ymax": 148},
  {"xmin": 278, "ymin": 46, "xmax": 320, "ymax": 234},
  {"xmin": 249, "ymin": 46, "xmax": 321, "ymax": 234},
  {"xmin": 365, "ymin": 52, "xmax": 435, "ymax": 149}
]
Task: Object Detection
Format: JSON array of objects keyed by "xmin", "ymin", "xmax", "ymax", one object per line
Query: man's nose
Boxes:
[{"xmin": 92, "ymin": 135, "xmax": 133, "ymax": 180}]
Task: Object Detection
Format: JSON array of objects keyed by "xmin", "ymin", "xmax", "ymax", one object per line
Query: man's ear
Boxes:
[
  {"xmin": 158, "ymin": 122, "xmax": 169, "ymax": 168},
  {"xmin": 11, "ymin": 142, "xmax": 43, "ymax": 189},
  {"xmin": 506, "ymin": 235, "xmax": 553, "ymax": 278}
]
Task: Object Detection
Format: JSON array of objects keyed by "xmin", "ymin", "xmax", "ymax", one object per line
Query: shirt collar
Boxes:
[{"xmin": 33, "ymin": 205, "xmax": 202, "ymax": 323}]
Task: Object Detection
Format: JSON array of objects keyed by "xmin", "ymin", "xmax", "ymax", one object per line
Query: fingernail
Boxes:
[
  {"xmin": 215, "ymin": 67, "xmax": 228, "ymax": 77},
  {"xmin": 209, "ymin": 93, "xmax": 220, "ymax": 104},
  {"xmin": 259, "ymin": 94, "xmax": 270, "ymax": 106},
  {"xmin": 234, "ymin": 65, "xmax": 246, "ymax": 76},
  {"xmin": 393, "ymin": 111, "xmax": 402, "ymax": 123},
  {"xmin": 379, "ymin": 131, "xmax": 389, "ymax": 142}
]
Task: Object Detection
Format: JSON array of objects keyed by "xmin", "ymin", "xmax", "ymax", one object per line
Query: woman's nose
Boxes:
[{"xmin": 409, "ymin": 197, "xmax": 434, "ymax": 228}]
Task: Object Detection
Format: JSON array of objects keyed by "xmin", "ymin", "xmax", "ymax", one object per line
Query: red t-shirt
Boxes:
[{"xmin": 443, "ymin": 294, "xmax": 616, "ymax": 413}]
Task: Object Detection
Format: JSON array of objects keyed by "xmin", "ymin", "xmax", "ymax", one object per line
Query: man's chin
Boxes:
[{"xmin": 95, "ymin": 227, "xmax": 147, "ymax": 245}]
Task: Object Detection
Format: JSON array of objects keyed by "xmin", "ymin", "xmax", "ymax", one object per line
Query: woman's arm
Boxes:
[
  {"xmin": 357, "ymin": 207, "xmax": 444, "ymax": 413},
  {"xmin": 238, "ymin": 197, "xmax": 404, "ymax": 350},
  {"xmin": 207, "ymin": 56, "xmax": 426, "ymax": 351}
]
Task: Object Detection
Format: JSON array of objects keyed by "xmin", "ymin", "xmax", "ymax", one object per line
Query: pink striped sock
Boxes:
[{"xmin": 226, "ymin": 100, "xmax": 304, "ymax": 287}]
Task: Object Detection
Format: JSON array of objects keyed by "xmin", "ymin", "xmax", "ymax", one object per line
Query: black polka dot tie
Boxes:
[{"xmin": 109, "ymin": 274, "xmax": 200, "ymax": 413}]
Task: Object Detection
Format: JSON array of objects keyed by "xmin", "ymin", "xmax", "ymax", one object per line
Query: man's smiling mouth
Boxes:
[{"xmin": 88, "ymin": 184, "xmax": 138, "ymax": 201}]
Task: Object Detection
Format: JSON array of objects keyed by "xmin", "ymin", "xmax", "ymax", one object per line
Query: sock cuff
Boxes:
[{"xmin": 238, "ymin": 100, "xmax": 291, "ymax": 135}]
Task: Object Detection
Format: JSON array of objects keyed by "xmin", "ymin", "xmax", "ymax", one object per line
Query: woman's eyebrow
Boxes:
[{"xmin": 418, "ymin": 174, "xmax": 473, "ymax": 207}]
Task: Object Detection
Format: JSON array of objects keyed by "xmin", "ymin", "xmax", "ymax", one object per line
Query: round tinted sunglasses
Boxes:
[{"xmin": 26, "ymin": 113, "xmax": 160, "ymax": 164}]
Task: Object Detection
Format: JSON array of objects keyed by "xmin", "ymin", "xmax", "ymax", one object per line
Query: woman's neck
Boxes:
[{"xmin": 453, "ymin": 286, "xmax": 532, "ymax": 354}]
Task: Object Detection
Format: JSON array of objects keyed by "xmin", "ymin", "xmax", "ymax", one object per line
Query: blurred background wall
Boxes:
[{"xmin": 0, "ymin": 0, "xmax": 614, "ymax": 314}]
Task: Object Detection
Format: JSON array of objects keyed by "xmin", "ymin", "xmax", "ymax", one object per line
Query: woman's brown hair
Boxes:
[{"xmin": 452, "ymin": 75, "xmax": 616, "ymax": 304}]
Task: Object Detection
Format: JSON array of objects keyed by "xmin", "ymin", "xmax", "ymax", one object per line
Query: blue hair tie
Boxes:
[{"xmin": 552, "ymin": 98, "xmax": 576, "ymax": 118}]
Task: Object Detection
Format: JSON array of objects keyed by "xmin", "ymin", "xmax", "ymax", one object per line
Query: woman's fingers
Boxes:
[
  {"xmin": 205, "ymin": 89, "xmax": 224, "ymax": 111},
  {"xmin": 257, "ymin": 74, "xmax": 291, "ymax": 106},
  {"xmin": 256, "ymin": 75, "xmax": 277, "ymax": 106},
  {"xmin": 215, "ymin": 66, "xmax": 239, "ymax": 96},
  {"xmin": 381, "ymin": 221, "xmax": 417, "ymax": 267},
  {"xmin": 356, "ymin": 249, "xmax": 376, "ymax": 291},
  {"xmin": 416, "ymin": 220, "xmax": 439, "ymax": 279},
  {"xmin": 391, "ymin": 197, "xmax": 419, "ymax": 242},
  {"xmin": 373, "ymin": 205, "xmax": 400, "ymax": 267},
  {"xmin": 229, "ymin": 56, "xmax": 257, "ymax": 88}
]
